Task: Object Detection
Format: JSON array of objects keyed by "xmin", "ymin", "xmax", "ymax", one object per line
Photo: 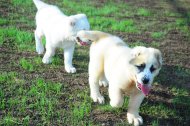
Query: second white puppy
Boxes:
[{"xmin": 33, "ymin": 0, "xmax": 90, "ymax": 73}]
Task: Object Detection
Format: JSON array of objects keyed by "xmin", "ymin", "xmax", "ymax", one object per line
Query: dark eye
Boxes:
[
  {"xmin": 136, "ymin": 63, "xmax": 145, "ymax": 72},
  {"xmin": 150, "ymin": 65, "xmax": 156, "ymax": 73}
]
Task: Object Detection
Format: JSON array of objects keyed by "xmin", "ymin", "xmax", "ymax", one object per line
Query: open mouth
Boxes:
[
  {"xmin": 136, "ymin": 82, "xmax": 151, "ymax": 96},
  {"xmin": 76, "ymin": 37, "xmax": 89, "ymax": 46}
]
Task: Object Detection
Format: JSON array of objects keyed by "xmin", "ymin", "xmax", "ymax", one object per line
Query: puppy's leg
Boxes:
[
  {"xmin": 109, "ymin": 85, "xmax": 124, "ymax": 107},
  {"xmin": 99, "ymin": 75, "xmax": 108, "ymax": 87},
  {"xmin": 42, "ymin": 43, "xmax": 55, "ymax": 64},
  {"xmin": 34, "ymin": 27, "xmax": 44, "ymax": 54},
  {"xmin": 64, "ymin": 45, "xmax": 76, "ymax": 73},
  {"xmin": 127, "ymin": 93, "xmax": 145, "ymax": 126},
  {"xmin": 89, "ymin": 60, "xmax": 104, "ymax": 104}
]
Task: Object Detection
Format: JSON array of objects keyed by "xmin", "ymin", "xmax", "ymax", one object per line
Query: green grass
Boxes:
[
  {"xmin": 52, "ymin": 55, "xmax": 63, "ymax": 65},
  {"xmin": 1, "ymin": 116, "xmax": 21, "ymax": 125},
  {"xmin": 16, "ymin": 30, "xmax": 34, "ymax": 50},
  {"xmin": 164, "ymin": 11, "xmax": 182, "ymax": 17},
  {"xmin": 0, "ymin": 18, "xmax": 9, "ymax": 25},
  {"xmin": 71, "ymin": 92, "xmax": 92, "ymax": 125},
  {"xmin": 137, "ymin": 8, "xmax": 151, "ymax": 16},
  {"xmin": 129, "ymin": 41, "xmax": 160, "ymax": 48},
  {"xmin": 0, "ymin": 28, "xmax": 17, "ymax": 46},
  {"xmin": 151, "ymin": 32, "xmax": 166, "ymax": 39},
  {"xmin": 174, "ymin": 18, "xmax": 190, "ymax": 35},
  {"xmin": 151, "ymin": 120, "xmax": 159, "ymax": 126},
  {"xmin": 34, "ymin": 56, "xmax": 42, "ymax": 65},
  {"xmin": 20, "ymin": 58, "xmax": 34, "ymax": 71},
  {"xmin": 96, "ymin": 97, "xmax": 129, "ymax": 113},
  {"xmin": 112, "ymin": 19, "xmax": 138, "ymax": 33},
  {"xmin": 0, "ymin": 27, "xmax": 34, "ymax": 50},
  {"xmin": 141, "ymin": 102, "xmax": 176, "ymax": 118},
  {"xmin": 171, "ymin": 87, "xmax": 190, "ymax": 109},
  {"xmin": 89, "ymin": 17, "xmax": 113, "ymax": 31},
  {"xmin": 0, "ymin": 75, "xmax": 63, "ymax": 125},
  {"xmin": 11, "ymin": 0, "xmax": 33, "ymax": 6},
  {"xmin": 176, "ymin": 18, "xmax": 188, "ymax": 26}
]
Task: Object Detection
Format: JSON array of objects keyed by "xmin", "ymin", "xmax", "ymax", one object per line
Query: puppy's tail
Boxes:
[{"xmin": 33, "ymin": 0, "xmax": 48, "ymax": 10}]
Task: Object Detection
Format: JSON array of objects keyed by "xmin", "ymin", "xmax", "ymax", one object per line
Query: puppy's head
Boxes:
[
  {"xmin": 76, "ymin": 30, "xmax": 110, "ymax": 46},
  {"xmin": 75, "ymin": 30, "xmax": 93, "ymax": 46},
  {"xmin": 130, "ymin": 46, "xmax": 162, "ymax": 95},
  {"xmin": 68, "ymin": 14, "xmax": 90, "ymax": 35}
]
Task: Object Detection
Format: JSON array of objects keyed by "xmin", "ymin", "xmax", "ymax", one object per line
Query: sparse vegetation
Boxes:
[
  {"xmin": 20, "ymin": 58, "xmax": 34, "ymax": 71},
  {"xmin": 151, "ymin": 32, "xmax": 166, "ymax": 39},
  {"xmin": 112, "ymin": 19, "xmax": 138, "ymax": 33},
  {"xmin": 137, "ymin": 8, "xmax": 151, "ymax": 16}
]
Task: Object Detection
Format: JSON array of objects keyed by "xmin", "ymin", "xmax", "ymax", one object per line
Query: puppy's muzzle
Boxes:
[
  {"xmin": 75, "ymin": 36, "xmax": 89, "ymax": 46},
  {"xmin": 76, "ymin": 37, "xmax": 81, "ymax": 42},
  {"xmin": 142, "ymin": 77, "xmax": 150, "ymax": 85}
]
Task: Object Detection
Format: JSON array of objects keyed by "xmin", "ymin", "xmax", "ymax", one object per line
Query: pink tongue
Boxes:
[
  {"xmin": 80, "ymin": 41, "xmax": 88, "ymax": 46},
  {"xmin": 140, "ymin": 84, "xmax": 151, "ymax": 96}
]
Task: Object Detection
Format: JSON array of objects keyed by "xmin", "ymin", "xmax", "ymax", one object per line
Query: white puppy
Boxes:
[
  {"xmin": 33, "ymin": 0, "xmax": 90, "ymax": 73},
  {"xmin": 76, "ymin": 30, "xmax": 162, "ymax": 126}
]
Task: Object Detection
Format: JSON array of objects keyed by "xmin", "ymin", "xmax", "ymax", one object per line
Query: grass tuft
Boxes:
[
  {"xmin": 0, "ymin": 18, "xmax": 9, "ymax": 25},
  {"xmin": 141, "ymin": 102, "xmax": 176, "ymax": 118},
  {"xmin": 112, "ymin": 19, "xmax": 138, "ymax": 33},
  {"xmin": 0, "ymin": 27, "xmax": 34, "ymax": 50},
  {"xmin": 137, "ymin": 8, "xmax": 151, "ymax": 16},
  {"xmin": 20, "ymin": 58, "xmax": 34, "ymax": 71},
  {"xmin": 12, "ymin": 0, "xmax": 33, "ymax": 6},
  {"xmin": 151, "ymin": 32, "xmax": 166, "ymax": 39}
]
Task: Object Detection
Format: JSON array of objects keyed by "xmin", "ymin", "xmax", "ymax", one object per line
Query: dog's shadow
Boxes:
[
  {"xmin": 157, "ymin": 65, "xmax": 190, "ymax": 89},
  {"xmin": 73, "ymin": 46, "xmax": 90, "ymax": 73}
]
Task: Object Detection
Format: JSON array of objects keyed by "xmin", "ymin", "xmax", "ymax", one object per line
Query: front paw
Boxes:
[
  {"xmin": 42, "ymin": 57, "xmax": 52, "ymax": 64},
  {"xmin": 91, "ymin": 94, "xmax": 105, "ymax": 104},
  {"xmin": 127, "ymin": 113, "xmax": 143, "ymax": 126},
  {"xmin": 65, "ymin": 66, "xmax": 76, "ymax": 73}
]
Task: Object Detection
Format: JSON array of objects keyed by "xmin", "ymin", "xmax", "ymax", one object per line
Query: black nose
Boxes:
[
  {"xmin": 76, "ymin": 37, "xmax": 80, "ymax": 41},
  {"xmin": 142, "ymin": 77, "xmax": 149, "ymax": 84}
]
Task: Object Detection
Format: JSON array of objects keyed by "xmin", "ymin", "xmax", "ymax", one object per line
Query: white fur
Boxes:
[
  {"xmin": 33, "ymin": 0, "xmax": 90, "ymax": 73},
  {"xmin": 76, "ymin": 30, "xmax": 162, "ymax": 126}
]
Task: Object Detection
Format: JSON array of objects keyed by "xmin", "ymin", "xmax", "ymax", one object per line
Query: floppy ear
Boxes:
[
  {"xmin": 70, "ymin": 20, "xmax": 76, "ymax": 26},
  {"xmin": 129, "ymin": 46, "xmax": 146, "ymax": 64},
  {"xmin": 69, "ymin": 17, "xmax": 77, "ymax": 27},
  {"xmin": 154, "ymin": 49, "xmax": 162, "ymax": 67}
]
